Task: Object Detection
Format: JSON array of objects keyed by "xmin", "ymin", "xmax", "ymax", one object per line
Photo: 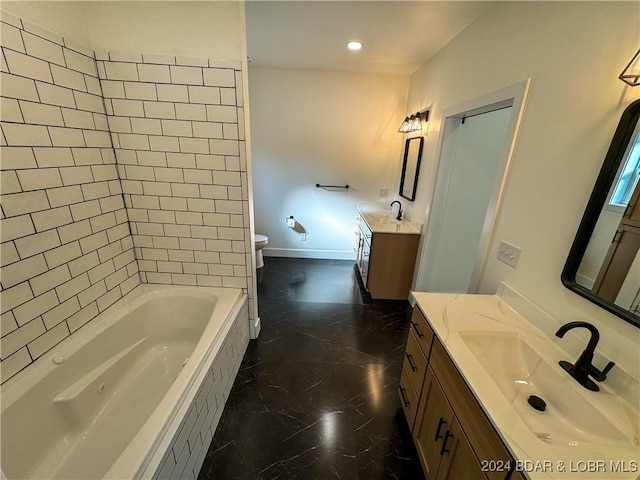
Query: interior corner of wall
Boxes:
[{"xmin": 251, "ymin": 316, "xmax": 261, "ymax": 339}]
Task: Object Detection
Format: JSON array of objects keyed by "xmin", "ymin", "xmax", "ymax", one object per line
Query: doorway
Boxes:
[{"xmin": 415, "ymin": 81, "xmax": 530, "ymax": 293}]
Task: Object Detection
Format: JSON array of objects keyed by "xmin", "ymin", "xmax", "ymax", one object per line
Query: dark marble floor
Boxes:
[{"xmin": 199, "ymin": 257, "xmax": 424, "ymax": 480}]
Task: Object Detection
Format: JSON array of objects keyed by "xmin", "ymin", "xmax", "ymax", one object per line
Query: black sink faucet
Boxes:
[
  {"xmin": 390, "ymin": 200, "xmax": 403, "ymax": 221},
  {"xmin": 555, "ymin": 321, "xmax": 615, "ymax": 392}
]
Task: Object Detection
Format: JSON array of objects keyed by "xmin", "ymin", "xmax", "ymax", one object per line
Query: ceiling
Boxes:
[{"xmin": 245, "ymin": 1, "xmax": 494, "ymax": 76}]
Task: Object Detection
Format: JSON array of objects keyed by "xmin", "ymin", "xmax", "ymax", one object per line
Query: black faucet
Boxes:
[
  {"xmin": 390, "ymin": 200, "xmax": 403, "ymax": 221},
  {"xmin": 555, "ymin": 321, "xmax": 615, "ymax": 392}
]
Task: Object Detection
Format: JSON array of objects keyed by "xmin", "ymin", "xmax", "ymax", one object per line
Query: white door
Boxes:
[{"xmin": 417, "ymin": 106, "xmax": 512, "ymax": 293}]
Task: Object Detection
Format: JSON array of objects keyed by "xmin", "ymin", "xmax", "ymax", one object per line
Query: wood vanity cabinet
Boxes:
[
  {"xmin": 355, "ymin": 214, "xmax": 420, "ymax": 300},
  {"xmin": 399, "ymin": 307, "xmax": 515, "ymax": 480}
]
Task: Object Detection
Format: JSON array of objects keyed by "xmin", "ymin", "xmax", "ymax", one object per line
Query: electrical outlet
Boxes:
[
  {"xmin": 497, "ymin": 240, "xmax": 521, "ymax": 268},
  {"xmin": 379, "ymin": 188, "xmax": 388, "ymax": 197},
  {"xmin": 300, "ymin": 233, "xmax": 307, "ymax": 241}
]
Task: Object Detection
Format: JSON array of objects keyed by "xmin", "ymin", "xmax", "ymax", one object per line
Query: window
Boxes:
[{"xmin": 609, "ymin": 131, "xmax": 640, "ymax": 209}]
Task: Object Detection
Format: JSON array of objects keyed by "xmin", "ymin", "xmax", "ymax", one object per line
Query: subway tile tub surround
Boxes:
[
  {"xmin": 0, "ymin": 12, "xmax": 140, "ymax": 383},
  {"xmin": 1, "ymin": 10, "xmax": 255, "ymax": 480},
  {"xmin": 1, "ymin": 10, "xmax": 255, "ymax": 388},
  {"xmin": 95, "ymin": 51, "xmax": 252, "ymax": 294}
]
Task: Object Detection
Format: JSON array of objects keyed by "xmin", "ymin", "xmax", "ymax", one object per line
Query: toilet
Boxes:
[{"xmin": 254, "ymin": 233, "xmax": 268, "ymax": 268}]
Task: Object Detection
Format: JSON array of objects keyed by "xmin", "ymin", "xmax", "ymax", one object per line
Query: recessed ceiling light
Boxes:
[{"xmin": 346, "ymin": 41, "xmax": 363, "ymax": 51}]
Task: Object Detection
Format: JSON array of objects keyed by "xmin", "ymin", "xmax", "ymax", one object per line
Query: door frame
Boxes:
[{"xmin": 414, "ymin": 79, "xmax": 531, "ymax": 293}]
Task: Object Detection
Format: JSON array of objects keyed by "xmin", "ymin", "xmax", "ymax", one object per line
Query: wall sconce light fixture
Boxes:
[
  {"xmin": 398, "ymin": 110, "xmax": 429, "ymax": 133},
  {"xmin": 620, "ymin": 49, "xmax": 640, "ymax": 86}
]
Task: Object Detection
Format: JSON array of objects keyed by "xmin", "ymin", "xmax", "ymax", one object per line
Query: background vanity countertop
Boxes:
[
  {"xmin": 411, "ymin": 291, "xmax": 640, "ymax": 480},
  {"xmin": 358, "ymin": 206, "xmax": 422, "ymax": 235}
]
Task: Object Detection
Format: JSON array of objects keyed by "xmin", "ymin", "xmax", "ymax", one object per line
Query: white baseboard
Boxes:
[
  {"xmin": 263, "ymin": 247, "xmax": 356, "ymax": 261},
  {"xmin": 575, "ymin": 273, "xmax": 594, "ymax": 289}
]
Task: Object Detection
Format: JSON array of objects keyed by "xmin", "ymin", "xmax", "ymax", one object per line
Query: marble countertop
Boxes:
[
  {"xmin": 358, "ymin": 207, "xmax": 421, "ymax": 235},
  {"xmin": 411, "ymin": 292, "xmax": 640, "ymax": 479}
]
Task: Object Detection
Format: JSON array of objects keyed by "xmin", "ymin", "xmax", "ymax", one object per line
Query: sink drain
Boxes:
[{"xmin": 528, "ymin": 395, "xmax": 546, "ymax": 411}]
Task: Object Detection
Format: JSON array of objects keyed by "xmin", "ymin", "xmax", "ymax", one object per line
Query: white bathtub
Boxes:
[{"xmin": 1, "ymin": 284, "xmax": 249, "ymax": 480}]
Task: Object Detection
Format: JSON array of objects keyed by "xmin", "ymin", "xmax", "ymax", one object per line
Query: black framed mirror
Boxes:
[
  {"xmin": 562, "ymin": 99, "xmax": 640, "ymax": 328},
  {"xmin": 399, "ymin": 136, "xmax": 424, "ymax": 201}
]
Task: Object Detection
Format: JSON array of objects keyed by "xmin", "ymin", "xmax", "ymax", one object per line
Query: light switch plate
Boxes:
[{"xmin": 497, "ymin": 240, "xmax": 521, "ymax": 268}]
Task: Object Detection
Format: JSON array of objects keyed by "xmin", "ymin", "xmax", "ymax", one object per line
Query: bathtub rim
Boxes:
[{"xmin": 0, "ymin": 284, "xmax": 245, "ymax": 480}]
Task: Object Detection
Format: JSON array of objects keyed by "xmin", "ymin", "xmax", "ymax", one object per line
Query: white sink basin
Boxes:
[
  {"xmin": 367, "ymin": 212, "xmax": 401, "ymax": 224},
  {"xmin": 459, "ymin": 331, "xmax": 634, "ymax": 448}
]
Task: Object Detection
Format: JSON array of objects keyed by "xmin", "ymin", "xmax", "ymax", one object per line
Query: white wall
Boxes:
[
  {"xmin": 403, "ymin": 2, "xmax": 640, "ymax": 376},
  {"xmin": 1, "ymin": 2, "xmax": 246, "ymax": 61},
  {"xmin": 249, "ymin": 67, "xmax": 409, "ymax": 258},
  {"xmin": 84, "ymin": 2, "xmax": 246, "ymax": 61},
  {"xmin": 1, "ymin": 1, "xmax": 90, "ymax": 45}
]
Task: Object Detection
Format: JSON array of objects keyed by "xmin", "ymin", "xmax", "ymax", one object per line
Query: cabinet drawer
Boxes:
[
  {"xmin": 404, "ymin": 329, "xmax": 428, "ymax": 395},
  {"xmin": 430, "ymin": 340, "xmax": 513, "ymax": 480},
  {"xmin": 398, "ymin": 366, "xmax": 420, "ymax": 431},
  {"xmin": 409, "ymin": 307, "xmax": 435, "ymax": 359}
]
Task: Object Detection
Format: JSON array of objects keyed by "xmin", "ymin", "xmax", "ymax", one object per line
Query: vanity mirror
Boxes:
[
  {"xmin": 562, "ymin": 99, "xmax": 640, "ymax": 328},
  {"xmin": 399, "ymin": 136, "xmax": 424, "ymax": 201}
]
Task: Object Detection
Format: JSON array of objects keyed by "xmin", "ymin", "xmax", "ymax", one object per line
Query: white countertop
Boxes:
[
  {"xmin": 358, "ymin": 207, "xmax": 421, "ymax": 235},
  {"xmin": 411, "ymin": 292, "xmax": 640, "ymax": 479}
]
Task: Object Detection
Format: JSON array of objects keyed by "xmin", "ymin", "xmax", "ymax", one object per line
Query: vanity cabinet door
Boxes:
[
  {"xmin": 355, "ymin": 228, "xmax": 363, "ymax": 270},
  {"xmin": 355, "ymin": 218, "xmax": 371, "ymax": 285},
  {"xmin": 436, "ymin": 418, "xmax": 485, "ymax": 480},
  {"xmin": 361, "ymin": 238, "xmax": 370, "ymax": 284},
  {"xmin": 414, "ymin": 368, "xmax": 454, "ymax": 479},
  {"xmin": 430, "ymin": 340, "xmax": 513, "ymax": 480}
]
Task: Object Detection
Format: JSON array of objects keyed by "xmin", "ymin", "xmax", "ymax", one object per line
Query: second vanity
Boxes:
[
  {"xmin": 401, "ymin": 286, "xmax": 639, "ymax": 479},
  {"xmin": 355, "ymin": 204, "xmax": 421, "ymax": 300}
]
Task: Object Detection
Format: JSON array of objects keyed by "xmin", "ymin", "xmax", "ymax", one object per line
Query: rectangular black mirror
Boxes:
[
  {"xmin": 399, "ymin": 136, "xmax": 424, "ymax": 201},
  {"xmin": 562, "ymin": 99, "xmax": 640, "ymax": 328}
]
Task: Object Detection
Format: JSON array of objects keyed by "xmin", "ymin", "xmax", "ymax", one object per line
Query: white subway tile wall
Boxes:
[
  {"xmin": 0, "ymin": 17, "xmax": 140, "ymax": 383},
  {"xmin": 98, "ymin": 54, "xmax": 252, "ymax": 294},
  {"xmin": 154, "ymin": 300, "xmax": 249, "ymax": 480},
  {"xmin": 0, "ymin": 13, "xmax": 257, "ymax": 385}
]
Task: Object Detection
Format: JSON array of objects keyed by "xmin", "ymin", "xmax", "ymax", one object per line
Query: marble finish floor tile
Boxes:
[{"xmin": 199, "ymin": 257, "xmax": 424, "ymax": 480}]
